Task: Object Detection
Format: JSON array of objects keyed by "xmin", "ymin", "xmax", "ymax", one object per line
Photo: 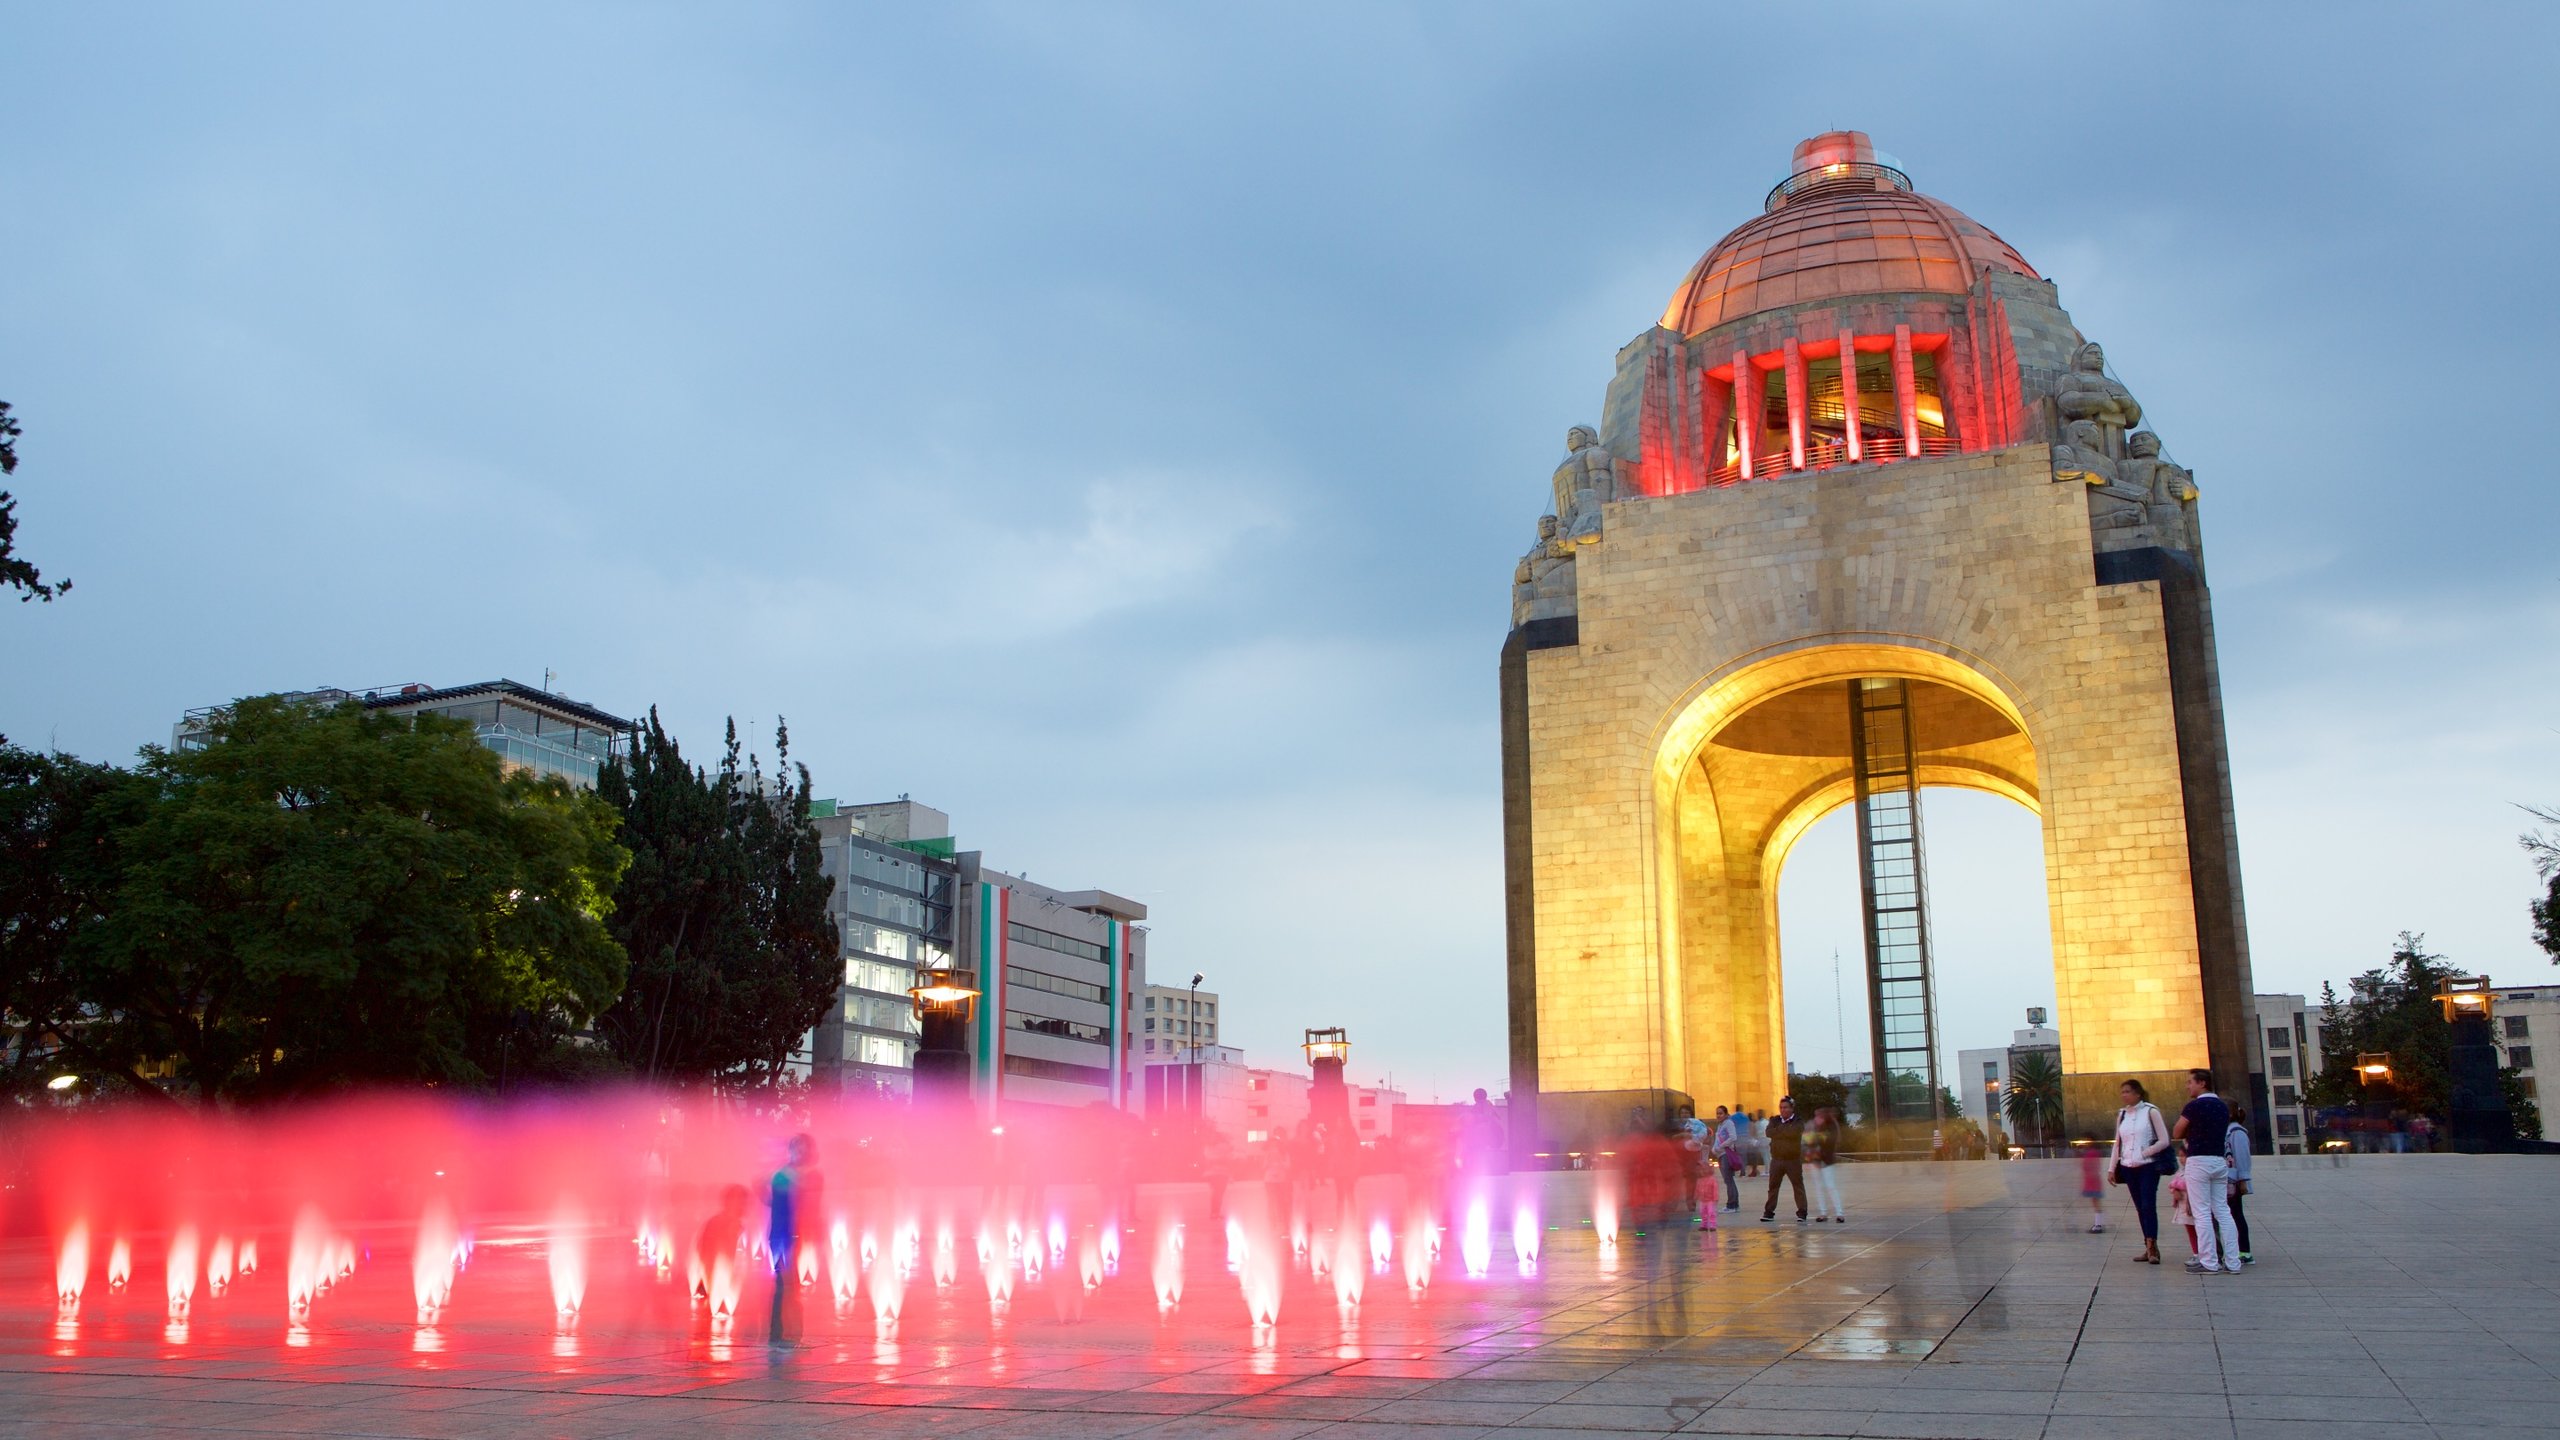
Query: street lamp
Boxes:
[
  {"xmin": 908, "ymin": 964, "xmax": 981, "ymax": 1102},
  {"xmin": 1187, "ymin": 971, "xmax": 1205, "ymax": 1120},
  {"xmin": 45, "ymin": 1074, "xmax": 77, "ymax": 1092},
  {"xmin": 2436, "ymin": 973, "xmax": 2514, "ymax": 1151},
  {"xmin": 1303, "ymin": 1027, "xmax": 1352, "ymax": 1141},
  {"xmin": 2435, "ymin": 974, "xmax": 2494, "ymax": 1023},
  {"xmin": 2353, "ymin": 1052, "xmax": 2393, "ymax": 1082}
]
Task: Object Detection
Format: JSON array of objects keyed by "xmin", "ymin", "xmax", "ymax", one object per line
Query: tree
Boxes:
[
  {"xmin": 69, "ymin": 696, "xmax": 628, "ymax": 1099},
  {"xmin": 2304, "ymin": 933, "xmax": 2456, "ymax": 1117},
  {"xmin": 1788, "ymin": 1071, "xmax": 1852, "ymax": 1123},
  {"xmin": 0, "ymin": 742, "xmax": 149, "ymax": 1097},
  {"xmin": 2004, "ymin": 1049, "xmax": 2064, "ymax": 1148},
  {"xmin": 0, "ymin": 401, "xmax": 69, "ymax": 602},
  {"xmin": 2523, "ymin": 805, "xmax": 2560, "ymax": 964},
  {"xmin": 594, "ymin": 713, "xmax": 835, "ymax": 1089}
]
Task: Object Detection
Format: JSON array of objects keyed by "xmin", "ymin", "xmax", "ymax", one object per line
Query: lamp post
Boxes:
[
  {"xmin": 1303, "ymin": 1027, "xmax": 1352, "ymax": 1139},
  {"xmin": 2436, "ymin": 973, "xmax": 2513, "ymax": 1152},
  {"xmin": 2352, "ymin": 1052, "xmax": 2392, "ymax": 1153},
  {"xmin": 1187, "ymin": 971, "xmax": 1205, "ymax": 1119},
  {"xmin": 908, "ymin": 964, "xmax": 982, "ymax": 1107}
]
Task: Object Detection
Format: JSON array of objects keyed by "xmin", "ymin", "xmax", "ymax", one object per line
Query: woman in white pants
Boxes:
[{"xmin": 1805, "ymin": 1106, "xmax": 1847, "ymax": 1222}]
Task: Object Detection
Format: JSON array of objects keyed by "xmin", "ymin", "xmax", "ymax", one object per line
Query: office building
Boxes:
[
  {"xmin": 809, "ymin": 799, "xmax": 960, "ymax": 1097},
  {"xmin": 1955, "ymin": 1016, "xmax": 2061, "ymax": 1141},
  {"xmin": 177, "ymin": 678, "xmax": 628, "ymax": 788},
  {"xmin": 808, "ymin": 796, "xmax": 1148, "ymax": 1115},
  {"xmin": 1140, "ymin": 982, "xmax": 1222, "ymax": 1062},
  {"xmin": 2246, "ymin": 992, "xmax": 2328, "ymax": 1155}
]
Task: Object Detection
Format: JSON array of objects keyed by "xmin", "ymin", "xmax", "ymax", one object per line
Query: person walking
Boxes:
[
  {"xmin": 1758, "ymin": 1097, "xmax": 1807, "ymax": 1222},
  {"xmin": 2172, "ymin": 1069, "xmax": 2241, "ymax": 1275},
  {"xmin": 1805, "ymin": 1106, "xmax": 1847, "ymax": 1223},
  {"xmin": 766, "ymin": 1133, "xmax": 818, "ymax": 1343},
  {"xmin": 2077, "ymin": 1134, "xmax": 2106, "ymax": 1232},
  {"xmin": 2111, "ymin": 1078, "xmax": 2173, "ymax": 1264},
  {"xmin": 2225, "ymin": 1107, "xmax": 2255, "ymax": 1265},
  {"xmin": 1711, "ymin": 1106, "xmax": 1745, "ymax": 1211}
]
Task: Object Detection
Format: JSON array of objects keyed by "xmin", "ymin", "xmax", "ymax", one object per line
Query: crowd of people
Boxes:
[{"xmin": 1601, "ymin": 1067, "xmax": 2265, "ymax": 1278}]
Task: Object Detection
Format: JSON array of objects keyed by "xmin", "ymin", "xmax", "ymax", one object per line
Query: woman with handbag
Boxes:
[{"xmin": 2110, "ymin": 1078, "xmax": 2174, "ymax": 1264}]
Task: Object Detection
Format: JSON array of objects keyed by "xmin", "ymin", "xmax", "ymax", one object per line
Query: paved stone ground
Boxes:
[{"xmin": 6, "ymin": 1154, "xmax": 2557, "ymax": 1439}]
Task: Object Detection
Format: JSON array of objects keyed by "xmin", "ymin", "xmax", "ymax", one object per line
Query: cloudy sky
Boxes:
[{"xmin": 5, "ymin": 5, "xmax": 2555, "ymax": 1102}]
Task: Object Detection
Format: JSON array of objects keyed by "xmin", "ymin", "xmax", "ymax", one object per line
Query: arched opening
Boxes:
[
  {"xmin": 1645, "ymin": 642, "xmax": 2047, "ymax": 1119},
  {"xmin": 1773, "ymin": 790, "xmax": 2053, "ymax": 1137}
]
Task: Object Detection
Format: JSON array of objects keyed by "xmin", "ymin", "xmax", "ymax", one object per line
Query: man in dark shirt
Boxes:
[
  {"xmin": 1758, "ymin": 1097, "xmax": 1807, "ymax": 1222},
  {"xmin": 2171, "ymin": 1069, "xmax": 2241, "ymax": 1274}
]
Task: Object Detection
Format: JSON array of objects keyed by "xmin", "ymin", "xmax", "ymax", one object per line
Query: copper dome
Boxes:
[{"xmin": 1661, "ymin": 132, "xmax": 2039, "ymax": 336}]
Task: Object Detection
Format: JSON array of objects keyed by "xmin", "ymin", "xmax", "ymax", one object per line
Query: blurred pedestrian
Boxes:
[
  {"xmin": 1805, "ymin": 1106, "xmax": 1846, "ymax": 1223},
  {"xmin": 2078, "ymin": 1133, "xmax": 2106, "ymax": 1232},
  {"xmin": 767, "ymin": 1133, "xmax": 817, "ymax": 1342},
  {"xmin": 2111, "ymin": 1078, "xmax": 2173, "ymax": 1265},
  {"xmin": 2172, "ymin": 1068, "xmax": 2241, "ymax": 1275},
  {"xmin": 1758, "ymin": 1097, "xmax": 1807, "ymax": 1222},
  {"xmin": 2225, "ymin": 1106, "xmax": 2254, "ymax": 1265}
]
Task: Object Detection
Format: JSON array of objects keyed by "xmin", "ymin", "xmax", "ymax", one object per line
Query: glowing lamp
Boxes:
[
  {"xmin": 908, "ymin": 966, "xmax": 980, "ymax": 1018},
  {"xmin": 46, "ymin": 1074, "xmax": 77, "ymax": 1091},
  {"xmin": 1302, "ymin": 1027, "xmax": 1351, "ymax": 1065},
  {"xmin": 2435, "ymin": 974, "xmax": 2494, "ymax": 1023},
  {"xmin": 2354, "ymin": 1052, "xmax": 2393, "ymax": 1081}
]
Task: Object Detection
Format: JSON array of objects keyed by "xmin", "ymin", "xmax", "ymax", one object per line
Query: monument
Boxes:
[{"xmin": 1501, "ymin": 132, "xmax": 2251, "ymax": 1151}]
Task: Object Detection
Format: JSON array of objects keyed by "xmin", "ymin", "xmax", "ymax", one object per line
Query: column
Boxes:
[
  {"xmin": 1838, "ymin": 329, "xmax": 1863, "ymax": 462},
  {"xmin": 1731, "ymin": 351, "xmax": 1755, "ymax": 480},
  {"xmin": 1783, "ymin": 337, "xmax": 1808, "ymax": 471},
  {"xmin": 1893, "ymin": 324, "xmax": 1919, "ymax": 458}
]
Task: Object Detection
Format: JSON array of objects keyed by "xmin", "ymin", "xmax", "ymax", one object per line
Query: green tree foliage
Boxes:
[
  {"xmin": 1787, "ymin": 1071, "xmax": 1851, "ymax": 1121},
  {"xmin": 2304, "ymin": 932, "xmax": 2456, "ymax": 1116},
  {"xmin": 594, "ymin": 712, "xmax": 835, "ymax": 1090},
  {"xmin": 4, "ymin": 697, "xmax": 628, "ymax": 1100},
  {"xmin": 2523, "ymin": 805, "xmax": 2560, "ymax": 964},
  {"xmin": 0, "ymin": 745, "xmax": 145, "ymax": 1096},
  {"xmin": 2003, "ymin": 1049, "xmax": 2064, "ymax": 1146},
  {"xmin": 0, "ymin": 401, "xmax": 69, "ymax": 602}
]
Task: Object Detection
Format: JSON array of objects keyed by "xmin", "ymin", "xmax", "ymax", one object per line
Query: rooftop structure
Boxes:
[{"xmin": 176, "ymin": 678, "xmax": 630, "ymax": 789}]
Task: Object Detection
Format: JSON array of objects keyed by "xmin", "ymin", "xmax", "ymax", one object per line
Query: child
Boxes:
[
  {"xmin": 2077, "ymin": 1134, "xmax": 2105, "ymax": 1233},
  {"xmin": 2167, "ymin": 1171, "xmax": 2195, "ymax": 1256}
]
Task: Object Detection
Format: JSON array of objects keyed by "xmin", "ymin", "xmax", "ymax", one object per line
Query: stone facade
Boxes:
[{"xmin": 1501, "ymin": 134, "xmax": 2252, "ymax": 1154}]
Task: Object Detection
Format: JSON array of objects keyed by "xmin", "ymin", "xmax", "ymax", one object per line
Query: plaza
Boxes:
[{"xmin": 9, "ymin": 1155, "xmax": 2553, "ymax": 1439}]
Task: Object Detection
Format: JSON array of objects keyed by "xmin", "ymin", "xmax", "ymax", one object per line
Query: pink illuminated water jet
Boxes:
[{"xmin": 4, "ymin": 1088, "xmax": 1640, "ymax": 1361}]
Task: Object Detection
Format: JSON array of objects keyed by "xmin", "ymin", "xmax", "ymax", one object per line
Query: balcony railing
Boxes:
[{"xmin": 1707, "ymin": 433, "xmax": 1959, "ymax": 488}]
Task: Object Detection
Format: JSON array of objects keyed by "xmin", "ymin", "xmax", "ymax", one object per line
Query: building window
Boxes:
[
  {"xmin": 2270, "ymin": 1055, "xmax": 2293, "ymax": 1079},
  {"xmin": 1246, "ymin": 1130, "xmax": 1268, "ymax": 1143},
  {"xmin": 2264, "ymin": 1026, "xmax": 2290, "ymax": 1050},
  {"xmin": 2506, "ymin": 1015, "xmax": 2530, "ymax": 1039},
  {"xmin": 1008, "ymin": 921, "xmax": 1107, "ymax": 965},
  {"xmin": 2510, "ymin": 1046, "xmax": 2534, "ymax": 1071},
  {"xmin": 2276, "ymin": 1114, "xmax": 2299, "ymax": 1137},
  {"xmin": 1357, "ymin": 1094, "xmax": 1376, "ymax": 1107},
  {"xmin": 1001, "ymin": 1052, "xmax": 1110, "ymax": 1087},
  {"xmin": 1145, "ymin": 996, "xmax": 1155, "ymax": 1012},
  {"xmin": 1249, "ymin": 1077, "xmax": 1267, "ymax": 1092},
  {"xmin": 1250, "ymin": 1105, "xmax": 1267, "ymax": 1119},
  {"xmin": 2274, "ymin": 1085, "xmax": 2297, "ymax": 1106},
  {"xmin": 2523, "ymin": 1078, "xmax": 2540, "ymax": 1099},
  {"xmin": 1143, "ymin": 1039, "xmax": 1156, "ymax": 1053}
]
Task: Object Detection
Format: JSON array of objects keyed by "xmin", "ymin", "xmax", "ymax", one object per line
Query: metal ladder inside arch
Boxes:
[{"xmin": 1848, "ymin": 677, "xmax": 1946, "ymax": 1129}]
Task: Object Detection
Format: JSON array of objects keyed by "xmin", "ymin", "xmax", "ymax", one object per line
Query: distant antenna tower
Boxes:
[{"xmin": 1833, "ymin": 947, "xmax": 1848, "ymax": 1075}]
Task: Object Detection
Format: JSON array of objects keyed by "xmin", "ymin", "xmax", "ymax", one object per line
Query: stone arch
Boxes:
[{"xmin": 1647, "ymin": 641, "xmax": 2047, "ymax": 1114}]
